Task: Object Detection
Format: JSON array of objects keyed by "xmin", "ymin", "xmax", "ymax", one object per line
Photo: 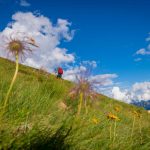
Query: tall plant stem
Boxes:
[
  {"xmin": 2, "ymin": 54, "xmax": 19, "ymax": 115},
  {"xmin": 139, "ymin": 117, "xmax": 143, "ymax": 144},
  {"xmin": 109, "ymin": 124, "xmax": 112, "ymax": 140},
  {"xmin": 131, "ymin": 115, "xmax": 135, "ymax": 139},
  {"xmin": 85, "ymin": 99, "xmax": 88, "ymax": 114},
  {"xmin": 113, "ymin": 121, "xmax": 117, "ymax": 143},
  {"xmin": 77, "ymin": 92, "xmax": 83, "ymax": 115}
]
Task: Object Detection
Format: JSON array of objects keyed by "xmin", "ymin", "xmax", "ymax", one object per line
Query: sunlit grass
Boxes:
[
  {"xmin": 1, "ymin": 32, "xmax": 38, "ymax": 118},
  {"xmin": 0, "ymin": 57, "xmax": 150, "ymax": 149}
]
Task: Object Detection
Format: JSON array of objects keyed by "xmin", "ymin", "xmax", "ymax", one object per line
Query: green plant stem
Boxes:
[
  {"xmin": 109, "ymin": 124, "xmax": 112, "ymax": 140},
  {"xmin": 139, "ymin": 117, "xmax": 143, "ymax": 144},
  {"xmin": 113, "ymin": 121, "xmax": 117, "ymax": 143},
  {"xmin": 2, "ymin": 54, "xmax": 19, "ymax": 115},
  {"xmin": 131, "ymin": 115, "xmax": 135, "ymax": 139},
  {"xmin": 24, "ymin": 112, "xmax": 29, "ymax": 132},
  {"xmin": 77, "ymin": 92, "xmax": 83, "ymax": 115},
  {"xmin": 85, "ymin": 99, "xmax": 88, "ymax": 114}
]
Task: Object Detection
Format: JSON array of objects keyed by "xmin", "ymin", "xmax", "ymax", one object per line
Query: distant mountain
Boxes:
[{"xmin": 131, "ymin": 100, "xmax": 150, "ymax": 110}]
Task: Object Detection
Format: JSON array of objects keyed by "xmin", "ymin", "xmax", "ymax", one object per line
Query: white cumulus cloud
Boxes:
[
  {"xmin": 90, "ymin": 74, "xmax": 118, "ymax": 86},
  {"xmin": 136, "ymin": 48, "xmax": 150, "ymax": 55},
  {"xmin": 0, "ymin": 12, "xmax": 75, "ymax": 72},
  {"xmin": 0, "ymin": 11, "xmax": 118, "ymax": 96},
  {"xmin": 135, "ymin": 33, "xmax": 150, "ymax": 56},
  {"xmin": 63, "ymin": 62, "xmax": 118, "ymax": 89},
  {"xmin": 111, "ymin": 82, "xmax": 150, "ymax": 103}
]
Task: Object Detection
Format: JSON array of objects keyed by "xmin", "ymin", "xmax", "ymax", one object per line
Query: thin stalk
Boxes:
[
  {"xmin": 109, "ymin": 124, "xmax": 112, "ymax": 140},
  {"xmin": 139, "ymin": 117, "xmax": 143, "ymax": 144},
  {"xmin": 2, "ymin": 54, "xmax": 19, "ymax": 115},
  {"xmin": 131, "ymin": 115, "xmax": 135, "ymax": 139},
  {"xmin": 24, "ymin": 112, "xmax": 29, "ymax": 132},
  {"xmin": 77, "ymin": 92, "xmax": 83, "ymax": 115},
  {"xmin": 85, "ymin": 99, "xmax": 88, "ymax": 114},
  {"xmin": 113, "ymin": 120, "xmax": 117, "ymax": 143}
]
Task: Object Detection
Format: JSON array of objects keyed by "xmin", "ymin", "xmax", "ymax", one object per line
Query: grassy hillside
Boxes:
[{"xmin": 0, "ymin": 57, "xmax": 150, "ymax": 150}]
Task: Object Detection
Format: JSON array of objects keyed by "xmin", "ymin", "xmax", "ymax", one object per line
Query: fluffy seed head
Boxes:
[
  {"xmin": 3, "ymin": 32, "xmax": 38, "ymax": 59},
  {"xmin": 69, "ymin": 66, "xmax": 101, "ymax": 102},
  {"xmin": 8, "ymin": 40, "xmax": 23, "ymax": 55}
]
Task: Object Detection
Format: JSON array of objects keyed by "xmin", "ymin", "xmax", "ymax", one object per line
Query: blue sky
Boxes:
[{"xmin": 0, "ymin": 0, "xmax": 150, "ymax": 102}]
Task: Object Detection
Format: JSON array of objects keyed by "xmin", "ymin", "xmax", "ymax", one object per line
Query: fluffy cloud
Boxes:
[
  {"xmin": 111, "ymin": 82, "xmax": 150, "ymax": 103},
  {"xmin": 63, "ymin": 65, "xmax": 86, "ymax": 81},
  {"xmin": 0, "ymin": 11, "xmax": 118, "ymax": 95},
  {"xmin": 63, "ymin": 62, "xmax": 118, "ymax": 89},
  {"xmin": 19, "ymin": 0, "xmax": 30, "ymax": 7},
  {"xmin": 112, "ymin": 87, "xmax": 130, "ymax": 103},
  {"xmin": 0, "ymin": 12, "xmax": 75, "ymax": 72},
  {"xmin": 90, "ymin": 74, "xmax": 118, "ymax": 86},
  {"xmin": 135, "ymin": 33, "xmax": 150, "ymax": 56},
  {"xmin": 136, "ymin": 48, "xmax": 150, "ymax": 55},
  {"xmin": 112, "ymin": 87, "xmax": 124, "ymax": 99}
]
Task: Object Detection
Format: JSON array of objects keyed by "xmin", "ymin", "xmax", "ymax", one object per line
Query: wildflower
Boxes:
[
  {"xmin": 107, "ymin": 113, "xmax": 120, "ymax": 143},
  {"xmin": 92, "ymin": 118, "xmax": 99, "ymax": 124},
  {"xmin": 114, "ymin": 106, "xmax": 121, "ymax": 112},
  {"xmin": 133, "ymin": 110, "xmax": 141, "ymax": 118},
  {"xmin": 1, "ymin": 32, "xmax": 38, "ymax": 115},
  {"xmin": 69, "ymin": 66, "xmax": 100, "ymax": 115},
  {"xmin": 4, "ymin": 32, "xmax": 38, "ymax": 59},
  {"xmin": 58, "ymin": 101, "xmax": 68, "ymax": 111},
  {"xmin": 107, "ymin": 112, "xmax": 120, "ymax": 121},
  {"xmin": 39, "ymin": 66, "xmax": 49, "ymax": 76},
  {"xmin": 131, "ymin": 110, "xmax": 142, "ymax": 142}
]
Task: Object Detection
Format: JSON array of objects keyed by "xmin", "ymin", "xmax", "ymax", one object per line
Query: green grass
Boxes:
[{"xmin": 0, "ymin": 57, "xmax": 150, "ymax": 150}]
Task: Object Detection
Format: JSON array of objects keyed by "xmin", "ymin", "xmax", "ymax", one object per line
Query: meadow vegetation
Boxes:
[{"xmin": 0, "ymin": 57, "xmax": 150, "ymax": 150}]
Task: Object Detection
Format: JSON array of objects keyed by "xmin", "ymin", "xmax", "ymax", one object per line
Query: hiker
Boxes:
[{"xmin": 56, "ymin": 67, "xmax": 63, "ymax": 78}]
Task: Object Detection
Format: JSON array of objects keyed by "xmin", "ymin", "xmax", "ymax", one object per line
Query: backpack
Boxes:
[{"xmin": 58, "ymin": 67, "xmax": 63, "ymax": 74}]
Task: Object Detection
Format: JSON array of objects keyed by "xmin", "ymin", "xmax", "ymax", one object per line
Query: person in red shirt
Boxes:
[{"xmin": 57, "ymin": 67, "xmax": 63, "ymax": 78}]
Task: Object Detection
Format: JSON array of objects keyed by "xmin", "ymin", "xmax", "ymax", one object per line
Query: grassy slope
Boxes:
[{"xmin": 0, "ymin": 57, "xmax": 150, "ymax": 150}]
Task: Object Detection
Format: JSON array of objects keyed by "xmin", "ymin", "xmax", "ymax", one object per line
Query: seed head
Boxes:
[
  {"xmin": 3, "ymin": 32, "xmax": 38, "ymax": 58},
  {"xmin": 69, "ymin": 66, "xmax": 101, "ymax": 102}
]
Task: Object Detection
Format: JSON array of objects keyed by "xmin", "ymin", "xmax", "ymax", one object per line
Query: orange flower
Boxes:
[
  {"xmin": 92, "ymin": 118, "xmax": 99, "ymax": 124},
  {"xmin": 114, "ymin": 106, "xmax": 121, "ymax": 112},
  {"xmin": 133, "ymin": 110, "xmax": 141, "ymax": 118},
  {"xmin": 107, "ymin": 113, "xmax": 120, "ymax": 121}
]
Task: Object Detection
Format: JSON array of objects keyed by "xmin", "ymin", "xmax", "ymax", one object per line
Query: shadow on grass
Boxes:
[{"xmin": 27, "ymin": 125, "xmax": 72, "ymax": 150}]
